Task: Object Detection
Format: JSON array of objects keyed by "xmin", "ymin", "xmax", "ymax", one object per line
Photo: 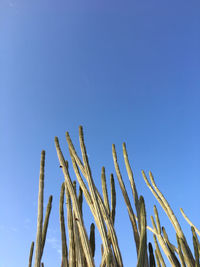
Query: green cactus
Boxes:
[
  {"xmin": 41, "ymin": 195, "xmax": 53, "ymax": 257},
  {"xmin": 112, "ymin": 144, "xmax": 140, "ymax": 254},
  {"xmin": 78, "ymin": 186, "xmax": 83, "ymax": 217},
  {"xmin": 89, "ymin": 223, "xmax": 95, "ymax": 258},
  {"xmin": 65, "ymin": 183, "xmax": 75, "ymax": 267},
  {"xmin": 28, "ymin": 241, "xmax": 34, "ymax": 267},
  {"xmin": 136, "ymin": 196, "xmax": 147, "ymax": 267},
  {"xmin": 101, "ymin": 166, "xmax": 110, "ymax": 216},
  {"xmin": 55, "ymin": 136, "xmax": 95, "ymax": 267},
  {"xmin": 154, "ymin": 249, "xmax": 161, "ymax": 267},
  {"xmin": 110, "ymin": 173, "xmax": 116, "ymax": 225},
  {"xmin": 28, "ymin": 126, "xmax": 200, "ymax": 267},
  {"xmin": 148, "ymin": 242, "xmax": 156, "ymax": 267},
  {"xmin": 35, "ymin": 150, "xmax": 45, "ymax": 267},
  {"xmin": 59, "ymin": 183, "xmax": 68, "ymax": 267}
]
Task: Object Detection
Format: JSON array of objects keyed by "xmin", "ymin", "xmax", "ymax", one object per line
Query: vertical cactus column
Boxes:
[
  {"xmin": 55, "ymin": 137, "xmax": 95, "ymax": 267},
  {"xmin": 30, "ymin": 150, "xmax": 53, "ymax": 267},
  {"xmin": 66, "ymin": 128, "xmax": 123, "ymax": 266},
  {"xmin": 34, "ymin": 150, "xmax": 45, "ymax": 267},
  {"xmin": 112, "ymin": 144, "xmax": 140, "ymax": 254},
  {"xmin": 28, "ymin": 242, "xmax": 34, "ymax": 267},
  {"xmin": 41, "ymin": 195, "xmax": 53, "ymax": 257},
  {"xmin": 59, "ymin": 183, "xmax": 68, "ymax": 267},
  {"xmin": 136, "ymin": 196, "xmax": 147, "ymax": 267}
]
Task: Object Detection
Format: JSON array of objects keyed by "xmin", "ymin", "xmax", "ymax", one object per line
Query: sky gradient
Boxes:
[{"xmin": 1, "ymin": 0, "xmax": 200, "ymax": 266}]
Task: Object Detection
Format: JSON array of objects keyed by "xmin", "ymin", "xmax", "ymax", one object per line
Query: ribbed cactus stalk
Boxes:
[
  {"xmin": 55, "ymin": 137, "xmax": 95, "ymax": 267},
  {"xmin": 180, "ymin": 208, "xmax": 200, "ymax": 237},
  {"xmin": 29, "ymin": 126, "xmax": 200, "ymax": 267},
  {"xmin": 34, "ymin": 150, "xmax": 45, "ymax": 267},
  {"xmin": 110, "ymin": 174, "xmax": 116, "ymax": 225},
  {"xmin": 41, "ymin": 195, "xmax": 53, "ymax": 257},
  {"xmin": 101, "ymin": 167, "xmax": 110, "ymax": 216},
  {"xmin": 78, "ymin": 126, "xmax": 112, "ymax": 261},
  {"xmin": 65, "ymin": 183, "xmax": 75, "ymax": 267},
  {"xmin": 78, "ymin": 186, "xmax": 83, "ymax": 217},
  {"xmin": 59, "ymin": 183, "xmax": 68, "ymax": 267},
  {"xmin": 72, "ymin": 180, "xmax": 85, "ymax": 266},
  {"xmin": 112, "ymin": 144, "xmax": 140, "ymax": 254},
  {"xmin": 122, "ymin": 142, "xmax": 140, "ymax": 230},
  {"xmin": 66, "ymin": 130, "xmax": 123, "ymax": 266},
  {"xmin": 176, "ymin": 234, "xmax": 186, "ymax": 267},
  {"xmin": 28, "ymin": 241, "xmax": 34, "ymax": 267},
  {"xmin": 153, "ymin": 234, "xmax": 166, "ymax": 267},
  {"xmin": 143, "ymin": 170, "xmax": 195, "ymax": 265},
  {"xmin": 148, "ymin": 242, "xmax": 156, "ymax": 267},
  {"xmin": 151, "ymin": 215, "xmax": 173, "ymax": 265},
  {"xmin": 136, "ymin": 196, "xmax": 147, "ymax": 267},
  {"xmin": 191, "ymin": 226, "xmax": 200, "ymax": 266},
  {"xmin": 154, "ymin": 249, "xmax": 161, "ymax": 267},
  {"xmin": 89, "ymin": 223, "xmax": 95, "ymax": 258}
]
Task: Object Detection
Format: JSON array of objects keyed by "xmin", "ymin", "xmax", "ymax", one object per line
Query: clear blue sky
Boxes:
[{"xmin": 1, "ymin": 0, "xmax": 200, "ymax": 266}]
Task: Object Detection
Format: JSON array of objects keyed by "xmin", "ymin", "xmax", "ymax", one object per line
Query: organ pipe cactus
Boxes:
[
  {"xmin": 59, "ymin": 183, "xmax": 68, "ymax": 267},
  {"xmin": 112, "ymin": 144, "xmax": 140, "ymax": 254},
  {"xmin": 89, "ymin": 223, "xmax": 96, "ymax": 258},
  {"xmin": 136, "ymin": 196, "xmax": 147, "ymax": 267},
  {"xmin": 28, "ymin": 126, "xmax": 200, "ymax": 267},
  {"xmin": 55, "ymin": 137, "xmax": 95, "ymax": 267},
  {"xmin": 28, "ymin": 242, "xmax": 34, "ymax": 267},
  {"xmin": 34, "ymin": 150, "xmax": 45, "ymax": 267},
  {"xmin": 30, "ymin": 150, "xmax": 52, "ymax": 267}
]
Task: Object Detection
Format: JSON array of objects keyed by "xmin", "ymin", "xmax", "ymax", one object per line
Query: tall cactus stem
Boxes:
[
  {"xmin": 180, "ymin": 208, "xmax": 200, "ymax": 237},
  {"xmin": 35, "ymin": 150, "xmax": 45, "ymax": 267},
  {"xmin": 78, "ymin": 186, "xmax": 83, "ymax": 217},
  {"xmin": 101, "ymin": 166, "xmax": 110, "ymax": 216},
  {"xmin": 112, "ymin": 144, "xmax": 140, "ymax": 254},
  {"xmin": 154, "ymin": 205, "xmax": 161, "ymax": 235},
  {"xmin": 89, "ymin": 223, "xmax": 96, "ymax": 257},
  {"xmin": 110, "ymin": 174, "xmax": 116, "ymax": 225},
  {"xmin": 136, "ymin": 196, "xmax": 148, "ymax": 267},
  {"xmin": 28, "ymin": 241, "xmax": 34, "ymax": 267},
  {"xmin": 65, "ymin": 183, "xmax": 75, "ymax": 267},
  {"xmin": 154, "ymin": 249, "xmax": 161, "ymax": 267},
  {"xmin": 122, "ymin": 142, "xmax": 140, "ymax": 231},
  {"xmin": 55, "ymin": 137, "xmax": 95, "ymax": 267},
  {"xmin": 59, "ymin": 183, "xmax": 68, "ymax": 267},
  {"xmin": 41, "ymin": 195, "xmax": 53, "ymax": 257},
  {"xmin": 176, "ymin": 234, "xmax": 186, "ymax": 267},
  {"xmin": 78, "ymin": 126, "xmax": 112, "ymax": 260},
  {"xmin": 148, "ymin": 242, "xmax": 156, "ymax": 267},
  {"xmin": 191, "ymin": 226, "xmax": 200, "ymax": 266},
  {"xmin": 153, "ymin": 234, "xmax": 166, "ymax": 267}
]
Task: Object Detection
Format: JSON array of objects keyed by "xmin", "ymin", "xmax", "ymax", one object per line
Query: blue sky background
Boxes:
[{"xmin": 1, "ymin": 0, "xmax": 200, "ymax": 266}]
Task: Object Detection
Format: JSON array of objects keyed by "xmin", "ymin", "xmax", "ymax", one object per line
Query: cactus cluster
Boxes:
[{"xmin": 29, "ymin": 126, "xmax": 200, "ymax": 266}]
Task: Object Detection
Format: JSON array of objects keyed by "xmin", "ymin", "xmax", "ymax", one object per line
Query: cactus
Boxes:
[
  {"xmin": 65, "ymin": 183, "xmax": 75, "ymax": 267},
  {"xmin": 41, "ymin": 195, "xmax": 53, "ymax": 257},
  {"xmin": 55, "ymin": 136, "xmax": 95, "ymax": 267},
  {"xmin": 136, "ymin": 196, "xmax": 147, "ymax": 267},
  {"xmin": 112, "ymin": 144, "xmax": 140, "ymax": 254},
  {"xmin": 34, "ymin": 150, "xmax": 45, "ymax": 267},
  {"xmin": 59, "ymin": 183, "xmax": 68, "ymax": 267},
  {"xmin": 89, "ymin": 223, "xmax": 95, "ymax": 258},
  {"xmin": 28, "ymin": 241, "xmax": 34, "ymax": 267},
  {"xmin": 101, "ymin": 167, "xmax": 110, "ymax": 216},
  {"xmin": 28, "ymin": 126, "xmax": 200, "ymax": 267},
  {"xmin": 148, "ymin": 242, "xmax": 156, "ymax": 267},
  {"xmin": 110, "ymin": 173, "xmax": 116, "ymax": 225}
]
